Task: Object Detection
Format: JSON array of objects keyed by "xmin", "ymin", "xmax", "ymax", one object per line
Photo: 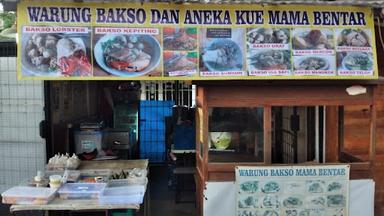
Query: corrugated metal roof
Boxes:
[
  {"xmin": 219, "ymin": 0, "xmax": 384, "ymax": 7},
  {"xmin": 4, "ymin": 0, "xmax": 384, "ymax": 8},
  {"xmin": 79, "ymin": 0, "xmax": 384, "ymax": 7},
  {"xmin": 171, "ymin": 0, "xmax": 384, "ymax": 6}
]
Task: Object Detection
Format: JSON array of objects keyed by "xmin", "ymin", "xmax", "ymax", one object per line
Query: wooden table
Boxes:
[
  {"xmin": 10, "ymin": 159, "xmax": 149, "ymax": 215},
  {"xmin": 10, "ymin": 199, "xmax": 140, "ymax": 212},
  {"xmin": 79, "ymin": 159, "xmax": 148, "ymax": 171}
]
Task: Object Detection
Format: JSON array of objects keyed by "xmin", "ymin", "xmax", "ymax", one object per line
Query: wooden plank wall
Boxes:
[
  {"xmin": 343, "ymin": 85, "xmax": 384, "ymax": 214},
  {"xmin": 373, "ymin": 85, "xmax": 384, "ymax": 214}
]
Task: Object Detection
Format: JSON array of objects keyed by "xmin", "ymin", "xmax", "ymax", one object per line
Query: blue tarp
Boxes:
[{"xmin": 139, "ymin": 101, "xmax": 174, "ymax": 162}]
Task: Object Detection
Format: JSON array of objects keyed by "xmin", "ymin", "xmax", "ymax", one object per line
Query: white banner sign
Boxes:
[{"xmin": 236, "ymin": 165, "xmax": 350, "ymax": 216}]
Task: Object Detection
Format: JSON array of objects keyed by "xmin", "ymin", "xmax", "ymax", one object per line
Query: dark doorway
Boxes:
[{"xmin": 272, "ymin": 106, "xmax": 324, "ymax": 164}]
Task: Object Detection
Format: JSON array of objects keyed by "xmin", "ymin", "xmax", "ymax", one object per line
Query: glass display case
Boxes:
[{"xmin": 208, "ymin": 107, "xmax": 264, "ymax": 163}]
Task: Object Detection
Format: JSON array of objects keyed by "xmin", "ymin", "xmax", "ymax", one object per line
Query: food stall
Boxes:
[
  {"xmin": 194, "ymin": 81, "xmax": 377, "ymax": 215},
  {"xmin": 7, "ymin": 0, "xmax": 384, "ymax": 215}
]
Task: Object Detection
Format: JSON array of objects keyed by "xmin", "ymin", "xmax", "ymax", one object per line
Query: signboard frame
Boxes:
[
  {"xmin": 236, "ymin": 165, "xmax": 350, "ymax": 216},
  {"xmin": 17, "ymin": 1, "xmax": 378, "ymax": 80}
]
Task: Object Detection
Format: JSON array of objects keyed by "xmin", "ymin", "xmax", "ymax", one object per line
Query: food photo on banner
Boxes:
[
  {"xmin": 92, "ymin": 27, "xmax": 162, "ymax": 77},
  {"xmin": 199, "ymin": 28, "xmax": 246, "ymax": 77},
  {"xmin": 292, "ymin": 28, "xmax": 336, "ymax": 76},
  {"xmin": 335, "ymin": 28, "xmax": 374, "ymax": 76},
  {"xmin": 246, "ymin": 28, "xmax": 291, "ymax": 76},
  {"xmin": 21, "ymin": 26, "xmax": 92, "ymax": 77},
  {"xmin": 163, "ymin": 27, "xmax": 198, "ymax": 77}
]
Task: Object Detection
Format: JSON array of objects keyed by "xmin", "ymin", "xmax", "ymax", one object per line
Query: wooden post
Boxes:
[
  {"xmin": 326, "ymin": 106, "xmax": 339, "ymax": 162},
  {"xmin": 369, "ymin": 86, "xmax": 377, "ymax": 165},
  {"xmin": 264, "ymin": 106, "xmax": 272, "ymax": 164}
]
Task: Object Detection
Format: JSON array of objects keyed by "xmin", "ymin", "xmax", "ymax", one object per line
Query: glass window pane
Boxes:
[{"xmin": 208, "ymin": 107, "xmax": 264, "ymax": 163}]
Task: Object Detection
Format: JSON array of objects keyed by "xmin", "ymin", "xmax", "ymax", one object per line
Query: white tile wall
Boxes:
[{"xmin": 0, "ymin": 57, "xmax": 46, "ymax": 193}]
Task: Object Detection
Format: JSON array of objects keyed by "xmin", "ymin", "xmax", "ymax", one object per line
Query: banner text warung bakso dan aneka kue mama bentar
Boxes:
[{"xmin": 17, "ymin": 1, "xmax": 378, "ymax": 80}]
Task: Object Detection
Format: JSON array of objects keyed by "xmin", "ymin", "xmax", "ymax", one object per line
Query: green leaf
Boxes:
[{"xmin": 0, "ymin": 12, "xmax": 16, "ymax": 30}]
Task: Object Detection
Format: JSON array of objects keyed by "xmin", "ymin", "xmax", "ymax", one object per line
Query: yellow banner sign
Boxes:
[{"xmin": 17, "ymin": 1, "xmax": 378, "ymax": 80}]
